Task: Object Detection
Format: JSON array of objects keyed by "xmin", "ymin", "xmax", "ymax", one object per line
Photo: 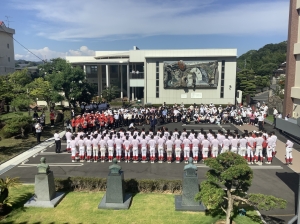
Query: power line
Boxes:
[
  {"xmin": 12, "ymin": 36, "xmax": 46, "ymax": 63},
  {"xmin": 0, "ymin": 24, "xmax": 46, "ymax": 63}
]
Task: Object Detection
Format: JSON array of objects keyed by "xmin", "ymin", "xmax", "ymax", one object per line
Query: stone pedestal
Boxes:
[
  {"xmin": 98, "ymin": 171, "xmax": 132, "ymax": 210},
  {"xmin": 24, "ymin": 172, "xmax": 65, "ymax": 208},
  {"xmin": 106, "ymin": 172, "xmax": 124, "ymax": 203},
  {"xmin": 175, "ymin": 158, "xmax": 206, "ymax": 212},
  {"xmin": 182, "ymin": 173, "xmax": 200, "ymax": 206}
]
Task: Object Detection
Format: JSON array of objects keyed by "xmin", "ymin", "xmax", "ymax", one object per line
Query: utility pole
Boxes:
[{"xmin": 244, "ymin": 59, "xmax": 246, "ymax": 69}]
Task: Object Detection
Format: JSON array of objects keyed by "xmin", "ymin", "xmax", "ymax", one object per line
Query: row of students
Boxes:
[{"xmin": 64, "ymin": 127, "xmax": 292, "ymax": 165}]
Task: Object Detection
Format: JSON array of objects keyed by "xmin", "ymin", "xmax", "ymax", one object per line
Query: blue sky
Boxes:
[{"xmin": 0, "ymin": 0, "xmax": 289, "ymax": 61}]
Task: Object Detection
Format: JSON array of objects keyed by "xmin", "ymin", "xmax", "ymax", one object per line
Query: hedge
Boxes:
[{"xmin": 54, "ymin": 177, "xmax": 182, "ymax": 193}]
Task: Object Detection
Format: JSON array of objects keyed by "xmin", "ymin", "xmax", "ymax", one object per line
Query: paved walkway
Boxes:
[{"xmin": 0, "ymin": 131, "xmax": 65, "ymax": 176}]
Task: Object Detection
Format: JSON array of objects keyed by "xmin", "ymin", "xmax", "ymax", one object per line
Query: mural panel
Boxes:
[{"xmin": 163, "ymin": 60, "xmax": 219, "ymax": 89}]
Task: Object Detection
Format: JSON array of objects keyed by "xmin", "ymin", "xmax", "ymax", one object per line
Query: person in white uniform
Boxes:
[
  {"xmin": 165, "ymin": 136, "xmax": 174, "ymax": 163},
  {"xmin": 285, "ymin": 140, "xmax": 294, "ymax": 165}
]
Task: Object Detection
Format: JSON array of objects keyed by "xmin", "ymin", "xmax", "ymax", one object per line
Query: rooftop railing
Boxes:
[{"xmin": 130, "ymin": 72, "xmax": 144, "ymax": 79}]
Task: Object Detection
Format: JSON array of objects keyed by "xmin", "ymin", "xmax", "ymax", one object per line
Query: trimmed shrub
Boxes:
[
  {"xmin": 74, "ymin": 107, "xmax": 81, "ymax": 114},
  {"xmin": 54, "ymin": 177, "xmax": 182, "ymax": 193},
  {"xmin": 54, "ymin": 105, "xmax": 65, "ymax": 111},
  {"xmin": 63, "ymin": 111, "xmax": 71, "ymax": 122},
  {"xmin": 0, "ymin": 115, "xmax": 33, "ymax": 138}
]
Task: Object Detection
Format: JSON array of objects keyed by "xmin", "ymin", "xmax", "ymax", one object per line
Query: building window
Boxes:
[
  {"xmin": 220, "ymin": 60, "xmax": 225, "ymax": 98},
  {"xmin": 90, "ymin": 65, "xmax": 97, "ymax": 74},
  {"xmin": 86, "ymin": 65, "xmax": 98, "ymax": 78},
  {"xmin": 7, "ymin": 44, "xmax": 9, "ymax": 49},
  {"xmin": 156, "ymin": 62, "xmax": 159, "ymax": 98},
  {"xmin": 8, "ymin": 57, "xmax": 10, "ymax": 62}
]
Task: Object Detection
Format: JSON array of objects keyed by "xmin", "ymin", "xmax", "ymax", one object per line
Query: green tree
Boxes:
[
  {"xmin": 3, "ymin": 69, "xmax": 34, "ymax": 113},
  {"xmin": 101, "ymin": 85, "xmax": 118, "ymax": 102},
  {"xmin": 1, "ymin": 115, "xmax": 33, "ymax": 138},
  {"xmin": 237, "ymin": 41, "xmax": 287, "ymax": 76},
  {"xmin": 39, "ymin": 58, "xmax": 94, "ymax": 108},
  {"xmin": 195, "ymin": 152, "xmax": 286, "ymax": 224},
  {"xmin": 0, "ymin": 76, "xmax": 14, "ymax": 105},
  {"xmin": 26, "ymin": 77, "xmax": 63, "ymax": 108},
  {"xmin": 10, "ymin": 94, "xmax": 34, "ymax": 114},
  {"xmin": 236, "ymin": 69, "xmax": 256, "ymax": 100}
]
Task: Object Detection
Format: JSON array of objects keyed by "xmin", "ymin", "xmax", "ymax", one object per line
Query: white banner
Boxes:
[
  {"xmin": 181, "ymin": 94, "xmax": 188, "ymax": 98},
  {"xmin": 191, "ymin": 92, "xmax": 202, "ymax": 98}
]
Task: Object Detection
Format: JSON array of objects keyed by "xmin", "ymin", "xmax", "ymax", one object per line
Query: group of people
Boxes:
[
  {"xmin": 67, "ymin": 102, "xmax": 271, "ymax": 134},
  {"xmin": 63, "ymin": 125, "xmax": 293, "ymax": 165}
]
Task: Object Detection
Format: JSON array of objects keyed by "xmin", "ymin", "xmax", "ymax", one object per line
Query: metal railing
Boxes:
[{"xmin": 129, "ymin": 72, "xmax": 144, "ymax": 79}]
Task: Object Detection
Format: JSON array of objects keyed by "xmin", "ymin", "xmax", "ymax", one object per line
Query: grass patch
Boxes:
[
  {"xmin": 0, "ymin": 185, "xmax": 262, "ymax": 224},
  {"xmin": 265, "ymin": 115, "xmax": 274, "ymax": 123}
]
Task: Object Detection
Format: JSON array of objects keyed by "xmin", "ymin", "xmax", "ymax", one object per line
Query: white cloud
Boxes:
[
  {"xmin": 15, "ymin": 46, "xmax": 95, "ymax": 61},
  {"xmin": 11, "ymin": 0, "xmax": 289, "ymax": 41}
]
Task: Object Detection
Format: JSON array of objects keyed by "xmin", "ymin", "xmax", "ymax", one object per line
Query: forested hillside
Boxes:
[{"xmin": 237, "ymin": 41, "xmax": 287, "ymax": 76}]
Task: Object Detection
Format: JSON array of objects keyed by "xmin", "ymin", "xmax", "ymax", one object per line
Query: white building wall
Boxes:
[
  {"xmin": 145, "ymin": 57, "xmax": 236, "ymax": 105},
  {"xmin": 130, "ymin": 79, "xmax": 144, "ymax": 86},
  {"xmin": 0, "ymin": 25, "xmax": 15, "ymax": 76}
]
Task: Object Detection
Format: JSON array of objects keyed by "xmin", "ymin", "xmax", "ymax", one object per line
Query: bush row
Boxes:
[{"xmin": 54, "ymin": 177, "xmax": 182, "ymax": 193}]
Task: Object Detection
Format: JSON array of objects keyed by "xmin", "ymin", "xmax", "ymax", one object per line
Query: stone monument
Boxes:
[
  {"xmin": 175, "ymin": 157, "xmax": 206, "ymax": 211},
  {"xmin": 98, "ymin": 158, "xmax": 132, "ymax": 210},
  {"xmin": 24, "ymin": 157, "xmax": 65, "ymax": 208}
]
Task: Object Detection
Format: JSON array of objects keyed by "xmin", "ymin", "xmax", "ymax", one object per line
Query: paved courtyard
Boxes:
[{"xmin": 1, "ymin": 122, "xmax": 299, "ymax": 223}]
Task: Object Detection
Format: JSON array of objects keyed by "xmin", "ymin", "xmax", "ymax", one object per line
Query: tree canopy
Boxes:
[
  {"xmin": 101, "ymin": 85, "xmax": 118, "ymax": 102},
  {"xmin": 237, "ymin": 41, "xmax": 287, "ymax": 76},
  {"xmin": 195, "ymin": 152, "xmax": 286, "ymax": 224},
  {"xmin": 39, "ymin": 58, "xmax": 96, "ymax": 107}
]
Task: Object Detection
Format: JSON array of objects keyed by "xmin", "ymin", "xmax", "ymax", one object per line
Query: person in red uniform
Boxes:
[
  {"xmin": 50, "ymin": 110, "xmax": 55, "ymax": 127},
  {"xmin": 71, "ymin": 118, "xmax": 76, "ymax": 133}
]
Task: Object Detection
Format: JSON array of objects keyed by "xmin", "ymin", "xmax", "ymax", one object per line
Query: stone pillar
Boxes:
[
  {"xmin": 283, "ymin": 0, "xmax": 298, "ymax": 117},
  {"xmin": 83, "ymin": 65, "xmax": 87, "ymax": 79},
  {"xmin": 127, "ymin": 64, "xmax": 130, "ymax": 101},
  {"xmin": 121, "ymin": 65, "xmax": 123, "ymax": 99},
  {"xmin": 24, "ymin": 163, "xmax": 65, "ymax": 208},
  {"xmin": 175, "ymin": 157, "xmax": 206, "ymax": 211},
  {"xmin": 106, "ymin": 65, "xmax": 110, "ymax": 87},
  {"xmin": 98, "ymin": 65, "xmax": 102, "ymax": 96},
  {"xmin": 98, "ymin": 159, "xmax": 132, "ymax": 209}
]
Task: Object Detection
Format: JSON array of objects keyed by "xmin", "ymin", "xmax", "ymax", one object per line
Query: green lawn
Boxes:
[{"xmin": 0, "ymin": 185, "xmax": 262, "ymax": 224}]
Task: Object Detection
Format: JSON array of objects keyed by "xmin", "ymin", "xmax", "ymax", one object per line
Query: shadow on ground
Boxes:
[{"xmin": 276, "ymin": 172, "xmax": 299, "ymax": 213}]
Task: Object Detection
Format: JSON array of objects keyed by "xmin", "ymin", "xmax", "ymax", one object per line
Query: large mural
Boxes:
[{"xmin": 163, "ymin": 60, "xmax": 219, "ymax": 89}]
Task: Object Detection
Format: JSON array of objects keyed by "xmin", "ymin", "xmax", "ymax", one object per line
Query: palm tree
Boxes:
[{"xmin": 0, "ymin": 177, "xmax": 20, "ymax": 214}]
